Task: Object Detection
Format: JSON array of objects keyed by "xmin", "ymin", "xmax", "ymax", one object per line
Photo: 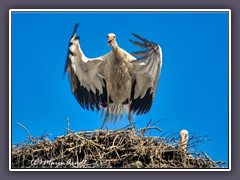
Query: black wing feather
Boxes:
[
  {"xmin": 69, "ymin": 69, "xmax": 107, "ymax": 111},
  {"xmin": 64, "ymin": 23, "xmax": 107, "ymax": 111},
  {"xmin": 130, "ymin": 33, "xmax": 162, "ymax": 115}
]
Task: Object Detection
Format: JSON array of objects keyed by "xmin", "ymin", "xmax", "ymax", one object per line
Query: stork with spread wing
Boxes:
[{"xmin": 64, "ymin": 23, "xmax": 162, "ymax": 129}]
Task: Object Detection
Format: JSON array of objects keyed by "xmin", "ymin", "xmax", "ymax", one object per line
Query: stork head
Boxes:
[
  {"xmin": 179, "ymin": 129, "xmax": 189, "ymax": 143},
  {"xmin": 178, "ymin": 129, "xmax": 189, "ymax": 152},
  {"xmin": 107, "ymin": 33, "xmax": 117, "ymax": 47}
]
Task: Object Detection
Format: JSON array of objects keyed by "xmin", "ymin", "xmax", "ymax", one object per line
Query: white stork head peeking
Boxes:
[
  {"xmin": 178, "ymin": 129, "xmax": 189, "ymax": 152},
  {"xmin": 64, "ymin": 23, "xmax": 163, "ymax": 129}
]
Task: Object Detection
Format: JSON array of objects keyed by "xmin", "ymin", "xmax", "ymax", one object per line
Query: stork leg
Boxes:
[
  {"xmin": 100, "ymin": 94, "xmax": 110, "ymax": 129},
  {"xmin": 128, "ymin": 114, "xmax": 133, "ymax": 130},
  {"xmin": 128, "ymin": 98, "xmax": 134, "ymax": 130}
]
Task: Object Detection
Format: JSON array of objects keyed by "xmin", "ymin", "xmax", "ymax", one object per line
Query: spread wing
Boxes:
[
  {"xmin": 64, "ymin": 23, "xmax": 109, "ymax": 111},
  {"xmin": 130, "ymin": 33, "xmax": 162, "ymax": 115}
]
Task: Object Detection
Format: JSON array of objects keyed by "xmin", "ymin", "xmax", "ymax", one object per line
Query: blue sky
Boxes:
[{"xmin": 11, "ymin": 11, "xmax": 229, "ymax": 167}]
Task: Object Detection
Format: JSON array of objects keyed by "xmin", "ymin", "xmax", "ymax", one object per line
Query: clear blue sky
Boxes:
[{"xmin": 11, "ymin": 11, "xmax": 229, "ymax": 167}]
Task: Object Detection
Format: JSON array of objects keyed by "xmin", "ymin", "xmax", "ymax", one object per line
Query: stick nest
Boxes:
[{"xmin": 12, "ymin": 126, "xmax": 226, "ymax": 169}]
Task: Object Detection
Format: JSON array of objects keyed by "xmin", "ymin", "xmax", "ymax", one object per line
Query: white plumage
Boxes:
[
  {"xmin": 64, "ymin": 23, "xmax": 162, "ymax": 129},
  {"xmin": 178, "ymin": 130, "xmax": 189, "ymax": 152}
]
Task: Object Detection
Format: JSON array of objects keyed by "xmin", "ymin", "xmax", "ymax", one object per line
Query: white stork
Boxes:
[
  {"xmin": 64, "ymin": 23, "xmax": 162, "ymax": 129},
  {"xmin": 178, "ymin": 130, "xmax": 189, "ymax": 152}
]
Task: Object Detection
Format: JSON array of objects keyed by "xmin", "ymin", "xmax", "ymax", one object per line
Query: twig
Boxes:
[
  {"xmin": 16, "ymin": 122, "xmax": 36, "ymax": 142},
  {"xmin": 73, "ymin": 133, "xmax": 105, "ymax": 150},
  {"xmin": 201, "ymin": 150, "xmax": 217, "ymax": 167},
  {"xmin": 137, "ymin": 126, "xmax": 162, "ymax": 135},
  {"xmin": 119, "ymin": 121, "xmax": 138, "ymax": 130},
  {"xmin": 151, "ymin": 118, "xmax": 168, "ymax": 126},
  {"xmin": 67, "ymin": 116, "xmax": 70, "ymax": 134},
  {"xmin": 146, "ymin": 118, "xmax": 152, "ymax": 128},
  {"xmin": 188, "ymin": 134, "xmax": 196, "ymax": 142}
]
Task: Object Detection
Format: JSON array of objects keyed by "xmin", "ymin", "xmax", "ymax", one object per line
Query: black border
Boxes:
[{"xmin": 1, "ymin": 0, "xmax": 239, "ymax": 179}]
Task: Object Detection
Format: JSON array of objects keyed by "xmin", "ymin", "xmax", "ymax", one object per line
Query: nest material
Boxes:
[{"xmin": 12, "ymin": 126, "xmax": 224, "ymax": 169}]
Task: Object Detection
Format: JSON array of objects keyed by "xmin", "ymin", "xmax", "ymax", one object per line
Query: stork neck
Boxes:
[{"xmin": 111, "ymin": 42, "xmax": 119, "ymax": 52}]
